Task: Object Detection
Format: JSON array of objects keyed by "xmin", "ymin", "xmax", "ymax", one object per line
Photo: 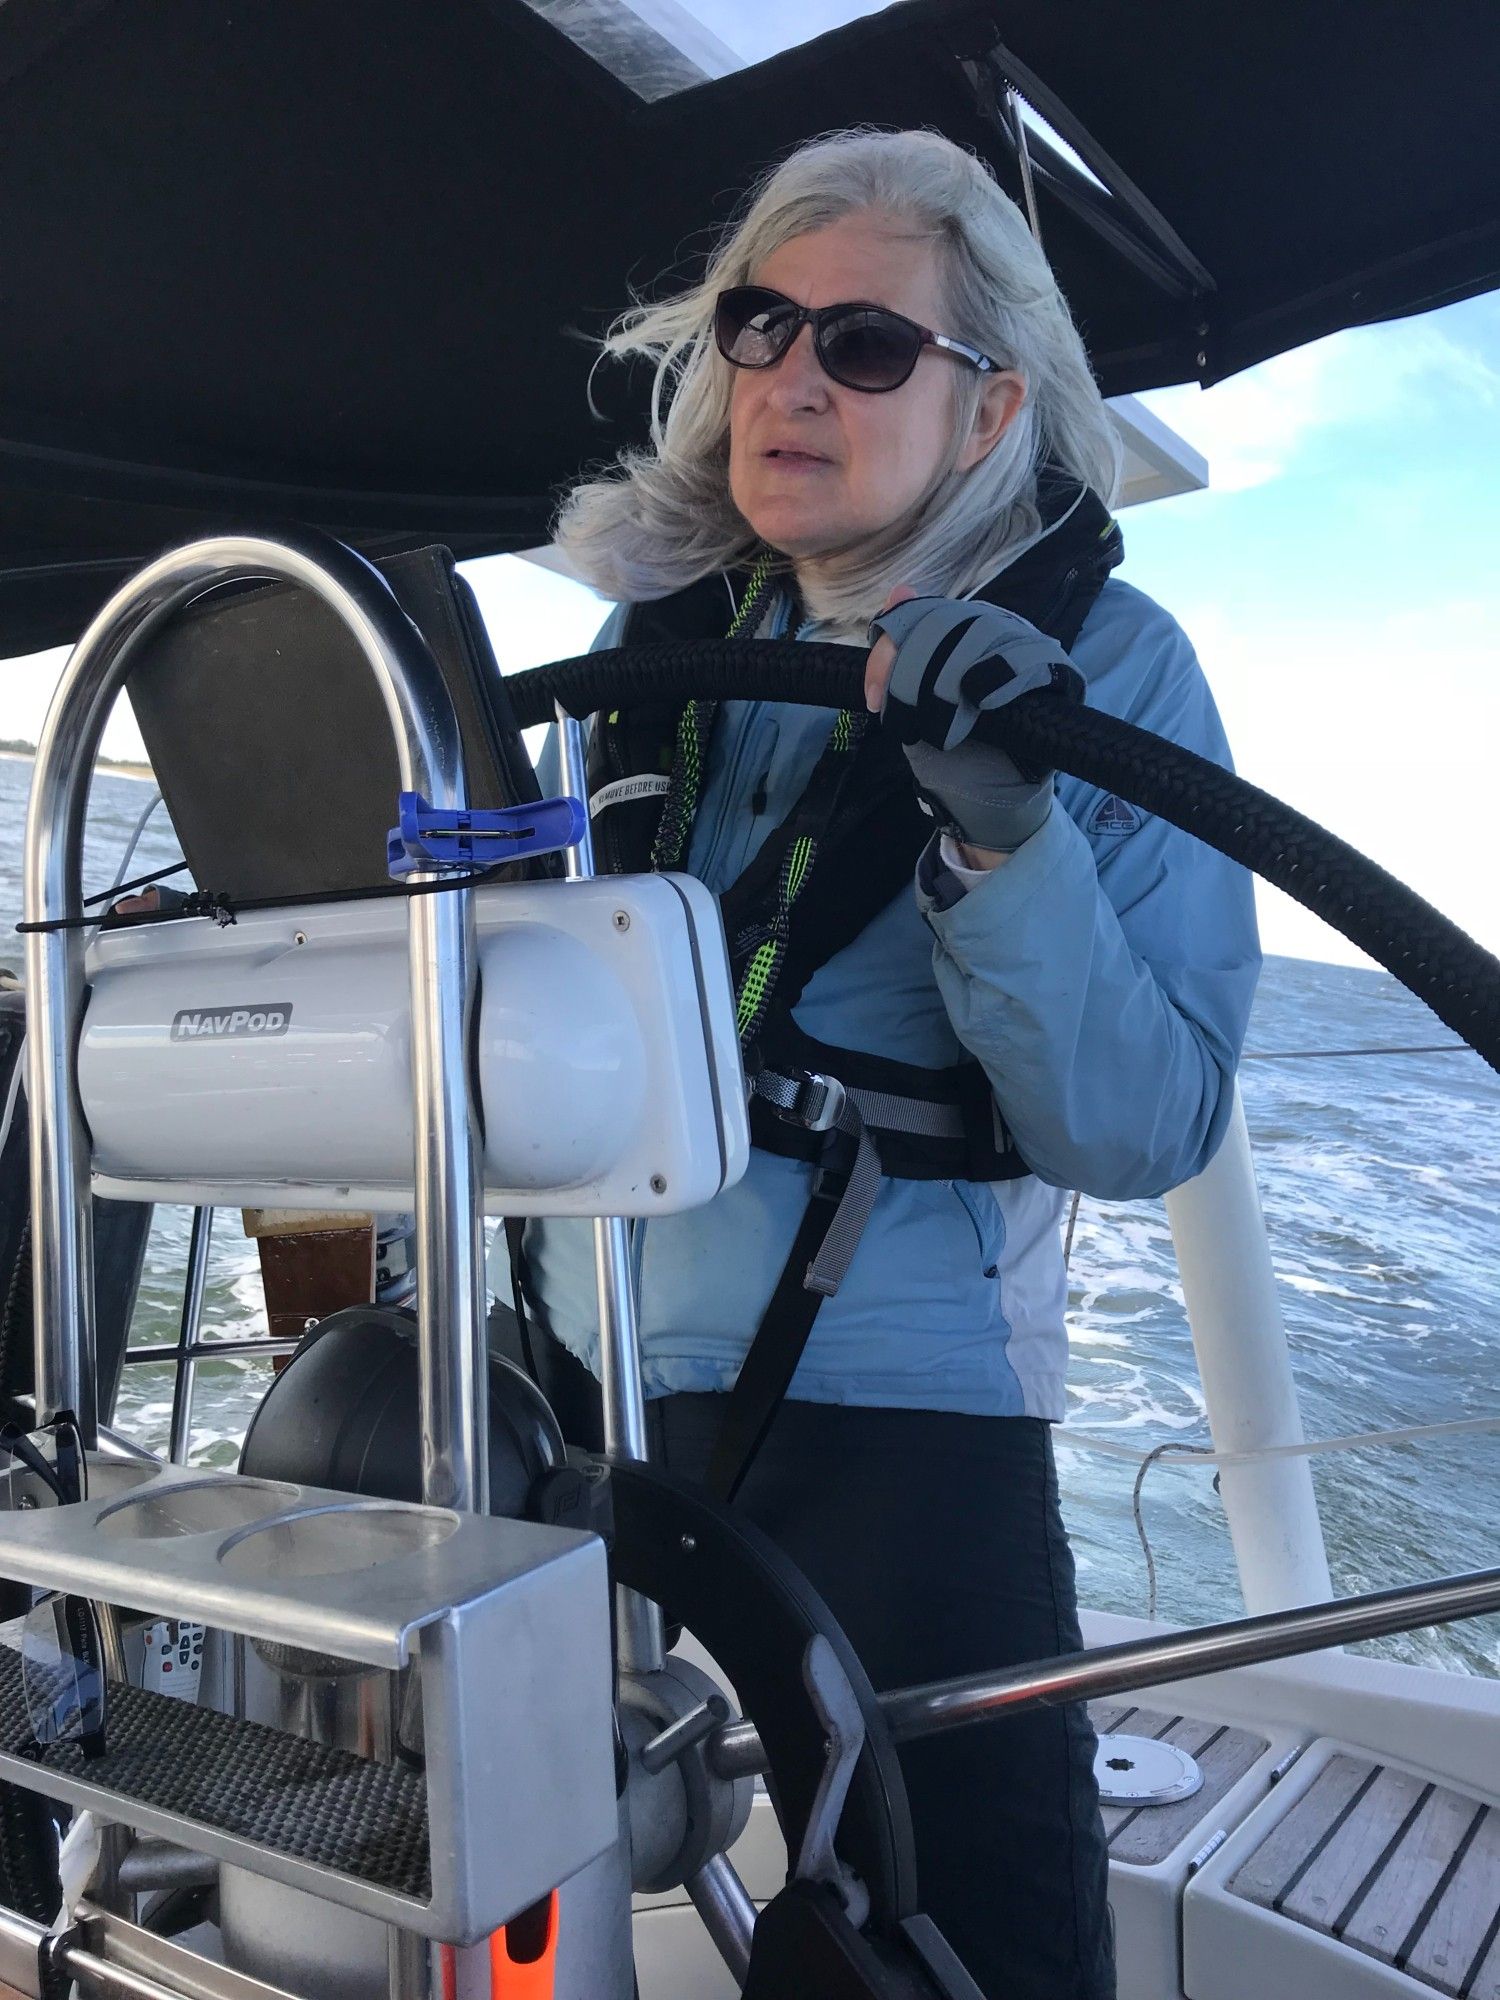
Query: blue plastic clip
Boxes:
[{"xmin": 387, "ymin": 792, "xmax": 587, "ymax": 879}]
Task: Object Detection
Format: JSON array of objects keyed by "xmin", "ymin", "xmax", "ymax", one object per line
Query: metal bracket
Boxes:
[{"xmin": 794, "ymin": 1636, "xmax": 870, "ymax": 1927}]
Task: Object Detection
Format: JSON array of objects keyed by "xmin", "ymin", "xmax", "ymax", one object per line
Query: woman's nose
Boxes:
[{"xmin": 766, "ymin": 323, "xmax": 829, "ymax": 410}]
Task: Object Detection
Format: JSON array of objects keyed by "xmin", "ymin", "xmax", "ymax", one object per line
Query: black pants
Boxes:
[{"xmin": 500, "ymin": 1315, "xmax": 1116, "ymax": 2000}]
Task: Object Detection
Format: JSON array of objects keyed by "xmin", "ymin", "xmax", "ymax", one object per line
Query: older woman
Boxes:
[{"xmin": 505, "ymin": 128, "xmax": 1260, "ymax": 1998}]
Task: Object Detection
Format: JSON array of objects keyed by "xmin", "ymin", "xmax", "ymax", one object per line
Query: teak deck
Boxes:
[
  {"xmin": 1089, "ymin": 1699, "xmax": 1269, "ymax": 1868},
  {"xmin": 1229, "ymin": 1752, "xmax": 1500, "ymax": 1996}
]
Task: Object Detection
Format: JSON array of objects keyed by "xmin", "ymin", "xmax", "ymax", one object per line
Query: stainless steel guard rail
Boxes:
[
  {"xmin": 22, "ymin": 529, "xmax": 488, "ymax": 1513},
  {"xmin": 0, "ymin": 1901, "xmax": 298, "ymax": 2000}
]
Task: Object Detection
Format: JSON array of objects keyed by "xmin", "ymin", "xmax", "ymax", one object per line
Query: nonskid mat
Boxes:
[{"xmin": 0, "ymin": 1642, "xmax": 430, "ymax": 1898}]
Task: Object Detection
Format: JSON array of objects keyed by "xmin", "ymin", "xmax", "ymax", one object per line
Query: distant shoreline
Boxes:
[{"xmin": 0, "ymin": 747, "xmax": 155, "ymax": 782}]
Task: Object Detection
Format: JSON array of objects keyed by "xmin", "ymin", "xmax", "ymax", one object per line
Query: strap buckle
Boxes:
[{"xmin": 774, "ymin": 1069, "xmax": 848, "ymax": 1134}]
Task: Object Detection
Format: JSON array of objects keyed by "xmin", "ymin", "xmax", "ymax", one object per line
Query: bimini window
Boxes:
[{"xmin": 518, "ymin": 0, "xmax": 902, "ymax": 103}]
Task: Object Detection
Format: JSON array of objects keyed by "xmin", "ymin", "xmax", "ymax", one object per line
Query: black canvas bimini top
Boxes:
[{"xmin": 0, "ymin": 0, "xmax": 1496, "ymax": 651}]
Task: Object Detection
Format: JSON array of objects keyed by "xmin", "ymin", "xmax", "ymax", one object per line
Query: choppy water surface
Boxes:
[{"xmin": 2, "ymin": 756, "xmax": 1495, "ymax": 1675}]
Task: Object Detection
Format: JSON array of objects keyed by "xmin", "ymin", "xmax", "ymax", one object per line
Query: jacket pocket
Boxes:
[{"xmin": 950, "ymin": 1179, "xmax": 1002, "ymax": 1280}]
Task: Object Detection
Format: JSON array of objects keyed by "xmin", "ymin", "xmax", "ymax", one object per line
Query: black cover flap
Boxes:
[{"xmin": 127, "ymin": 545, "xmax": 541, "ymax": 902}]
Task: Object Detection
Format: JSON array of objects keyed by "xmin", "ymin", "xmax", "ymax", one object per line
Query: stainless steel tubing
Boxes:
[
  {"xmin": 709, "ymin": 1564, "xmax": 1500, "ymax": 1777},
  {"xmin": 55, "ymin": 1946, "xmax": 211, "ymax": 2000},
  {"xmin": 23, "ymin": 530, "xmax": 487, "ymax": 1511},
  {"xmin": 882, "ymin": 1563, "xmax": 1500, "ymax": 1745},
  {"xmin": 385, "ymin": 1925, "xmax": 431, "ymax": 1999},
  {"xmin": 1005, "ymin": 86, "xmax": 1044, "ymax": 245},
  {"xmin": 95, "ymin": 1424, "xmax": 163, "ymax": 1463},
  {"xmin": 0, "ymin": 1901, "xmax": 45, "ymax": 1996},
  {"xmin": 131, "ymin": 1336, "xmax": 304, "ymax": 1368},
  {"xmin": 0, "ymin": 1903, "xmax": 214, "ymax": 2000},
  {"xmin": 555, "ymin": 709, "xmax": 665, "ymax": 1675},
  {"xmin": 167, "ymin": 1205, "xmax": 213, "ymax": 1465},
  {"xmin": 126, "ymin": 1339, "xmax": 302, "ymax": 1366},
  {"xmin": 687, "ymin": 1854, "xmax": 757, "ymax": 1989}
]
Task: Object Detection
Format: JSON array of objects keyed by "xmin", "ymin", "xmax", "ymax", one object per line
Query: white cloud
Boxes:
[
  {"xmin": 1140, "ymin": 319, "xmax": 1500, "ymax": 493},
  {"xmin": 461, "ymin": 553, "xmax": 612, "ymax": 671}
]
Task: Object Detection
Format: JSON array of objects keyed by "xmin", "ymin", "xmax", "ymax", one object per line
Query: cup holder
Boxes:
[
  {"xmin": 97, "ymin": 1477, "xmax": 300, "ymax": 1541},
  {"xmin": 218, "ymin": 1503, "xmax": 459, "ymax": 1580},
  {"xmin": 0, "ymin": 1459, "xmax": 158, "ymax": 1513},
  {"xmin": 91, "ymin": 1462, "xmax": 163, "ymax": 1502}
]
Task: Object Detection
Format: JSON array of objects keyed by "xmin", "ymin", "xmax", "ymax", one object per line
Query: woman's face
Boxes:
[{"xmin": 726, "ymin": 209, "xmax": 1024, "ymax": 567}]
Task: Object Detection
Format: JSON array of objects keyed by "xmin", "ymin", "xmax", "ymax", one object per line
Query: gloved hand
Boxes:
[{"xmin": 866, "ymin": 594, "xmax": 1085, "ymax": 853}]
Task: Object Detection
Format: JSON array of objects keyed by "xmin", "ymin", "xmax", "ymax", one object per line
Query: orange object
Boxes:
[
  {"xmin": 490, "ymin": 1891, "xmax": 559, "ymax": 1999},
  {"xmin": 436, "ymin": 1944, "xmax": 458, "ymax": 2000}
]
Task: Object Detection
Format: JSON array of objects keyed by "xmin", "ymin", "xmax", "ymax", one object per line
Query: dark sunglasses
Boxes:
[
  {"xmin": 714, "ymin": 284, "xmax": 1002, "ymax": 394},
  {"xmin": 0, "ymin": 1412, "xmax": 109, "ymax": 1759}
]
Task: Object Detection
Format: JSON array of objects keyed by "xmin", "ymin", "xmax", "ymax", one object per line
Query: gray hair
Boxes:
[{"xmin": 553, "ymin": 127, "xmax": 1121, "ymax": 626}]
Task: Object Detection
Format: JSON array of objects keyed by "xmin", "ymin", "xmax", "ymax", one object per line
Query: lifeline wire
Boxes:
[
  {"xmin": 1242, "ymin": 1043, "xmax": 1474, "ymax": 1061},
  {"xmin": 83, "ymin": 858, "xmax": 187, "ymax": 909},
  {"xmin": 1056, "ymin": 1411, "xmax": 1500, "ymax": 1471},
  {"xmin": 16, "ymin": 849, "xmax": 532, "ymax": 936},
  {"xmin": 1058, "ymin": 1416, "xmax": 1500, "ymax": 1618}
]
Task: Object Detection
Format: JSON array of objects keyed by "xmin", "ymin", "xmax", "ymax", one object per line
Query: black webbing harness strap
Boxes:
[
  {"xmin": 705, "ymin": 1062, "xmax": 1005, "ymax": 1502},
  {"xmin": 583, "ymin": 480, "xmax": 1124, "ymax": 1500}
]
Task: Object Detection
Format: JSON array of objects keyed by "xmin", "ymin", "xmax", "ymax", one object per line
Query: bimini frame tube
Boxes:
[
  {"xmin": 23, "ymin": 530, "xmax": 488, "ymax": 1512},
  {"xmin": 556, "ymin": 708, "xmax": 665, "ymax": 1676}
]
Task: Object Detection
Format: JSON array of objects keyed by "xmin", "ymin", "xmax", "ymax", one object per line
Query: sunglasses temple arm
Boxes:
[{"xmin": 0, "ymin": 1429, "xmax": 68, "ymax": 1503}]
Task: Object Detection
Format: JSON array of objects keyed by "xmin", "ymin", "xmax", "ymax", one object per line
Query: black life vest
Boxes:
[{"xmin": 580, "ymin": 476, "xmax": 1123, "ymax": 1497}]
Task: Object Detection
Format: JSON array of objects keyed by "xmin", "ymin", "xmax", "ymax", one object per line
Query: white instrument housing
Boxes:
[{"xmin": 80, "ymin": 874, "xmax": 749, "ymax": 1215}]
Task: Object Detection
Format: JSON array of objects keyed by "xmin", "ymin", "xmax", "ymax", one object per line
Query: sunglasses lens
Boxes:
[
  {"xmin": 21, "ymin": 1593, "xmax": 106, "ymax": 1751},
  {"xmin": 0, "ymin": 1416, "xmax": 85, "ymax": 1511},
  {"xmin": 819, "ymin": 307, "xmax": 921, "ymax": 390},
  {"xmin": 715, "ymin": 288, "xmax": 799, "ymax": 368}
]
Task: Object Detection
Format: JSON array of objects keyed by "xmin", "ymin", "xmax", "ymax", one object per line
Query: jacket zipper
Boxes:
[
  {"xmin": 695, "ymin": 593, "xmax": 792, "ymax": 885},
  {"xmin": 696, "ymin": 702, "xmax": 770, "ymax": 887}
]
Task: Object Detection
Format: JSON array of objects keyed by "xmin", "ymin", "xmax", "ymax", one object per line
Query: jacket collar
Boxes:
[
  {"xmin": 966, "ymin": 470, "xmax": 1123, "ymax": 649},
  {"xmin": 622, "ymin": 470, "xmax": 1122, "ymax": 655}
]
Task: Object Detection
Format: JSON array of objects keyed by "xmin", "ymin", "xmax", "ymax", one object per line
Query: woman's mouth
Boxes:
[{"xmin": 764, "ymin": 448, "xmax": 831, "ymax": 468}]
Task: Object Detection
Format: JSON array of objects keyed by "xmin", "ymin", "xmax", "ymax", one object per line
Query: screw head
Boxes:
[
  {"xmin": 680, "ymin": 1534, "xmax": 697, "ymax": 1554},
  {"xmin": 650, "ymin": 1172, "xmax": 668, "ymax": 1195},
  {"xmin": 613, "ymin": 910, "xmax": 631, "ymax": 931},
  {"xmin": 293, "ymin": 930, "xmax": 307, "ymax": 946}
]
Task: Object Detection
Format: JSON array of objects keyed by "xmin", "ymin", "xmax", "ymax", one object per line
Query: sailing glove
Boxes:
[{"xmin": 868, "ymin": 596, "xmax": 1084, "ymax": 852}]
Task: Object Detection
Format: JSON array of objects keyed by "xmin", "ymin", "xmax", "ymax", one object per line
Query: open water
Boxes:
[{"xmin": 1, "ymin": 754, "xmax": 1495, "ymax": 1676}]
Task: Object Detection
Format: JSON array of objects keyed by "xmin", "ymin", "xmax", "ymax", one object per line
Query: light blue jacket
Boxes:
[{"xmin": 501, "ymin": 575, "xmax": 1261, "ymax": 1419}]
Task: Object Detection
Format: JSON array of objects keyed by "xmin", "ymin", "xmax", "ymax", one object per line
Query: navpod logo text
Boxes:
[{"xmin": 171, "ymin": 1004, "xmax": 293, "ymax": 1041}]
